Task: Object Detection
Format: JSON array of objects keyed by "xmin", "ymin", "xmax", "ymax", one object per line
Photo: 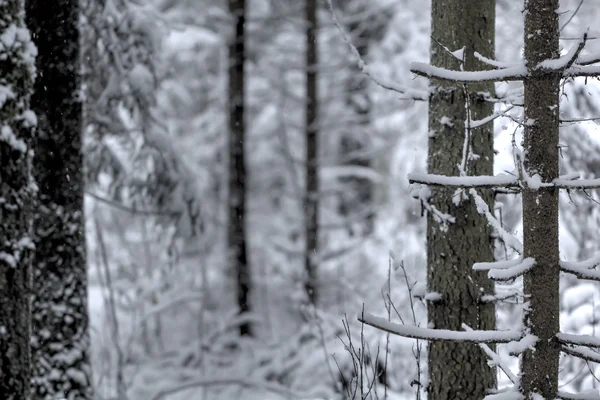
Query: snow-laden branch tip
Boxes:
[
  {"xmin": 408, "ymin": 172, "xmax": 519, "ymax": 188},
  {"xmin": 410, "ymin": 62, "xmax": 527, "ymax": 82},
  {"xmin": 474, "ymin": 258, "xmax": 535, "ymax": 281},
  {"xmin": 470, "ymin": 189, "xmax": 523, "ymax": 254},
  {"xmin": 462, "ymin": 324, "xmax": 518, "ymax": 384},
  {"xmin": 561, "ymin": 253, "xmax": 600, "ymax": 270},
  {"xmin": 558, "ymin": 389, "xmax": 600, "ymax": 400},
  {"xmin": 359, "ymin": 313, "xmax": 522, "ymax": 343},
  {"xmin": 557, "ymin": 332, "xmax": 600, "ymax": 348},
  {"xmin": 506, "ymin": 334, "xmax": 538, "ymax": 356},
  {"xmin": 561, "ymin": 261, "xmax": 600, "ymax": 281},
  {"xmin": 562, "ymin": 345, "xmax": 600, "ymax": 364},
  {"xmin": 325, "ymin": 0, "xmax": 428, "ymax": 101},
  {"xmin": 552, "ymin": 177, "xmax": 600, "ymax": 189},
  {"xmin": 538, "ymin": 32, "xmax": 587, "ymax": 71}
]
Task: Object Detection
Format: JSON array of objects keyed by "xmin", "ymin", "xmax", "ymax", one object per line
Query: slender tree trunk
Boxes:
[
  {"xmin": 305, "ymin": 0, "xmax": 319, "ymax": 305},
  {"xmin": 338, "ymin": 0, "xmax": 374, "ymax": 237},
  {"xmin": 0, "ymin": 1, "xmax": 36, "ymax": 398},
  {"xmin": 520, "ymin": 0, "xmax": 561, "ymax": 396},
  {"xmin": 227, "ymin": 0, "xmax": 252, "ymax": 335},
  {"xmin": 26, "ymin": 1, "xmax": 94, "ymax": 398},
  {"xmin": 426, "ymin": 1, "xmax": 497, "ymax": 398}
]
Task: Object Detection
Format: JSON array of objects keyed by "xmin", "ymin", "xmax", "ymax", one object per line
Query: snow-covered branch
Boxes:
[
  {"xmin": 558, "ymin": 390, "xmax": 600, "ymax": 400},
  {"xmin": 474, "ymin": 258, "xmax": 535, "ymax": 281},
  {"xmin": 562, "ymin": 345, "xmax": 600, "ymax": 364},
  {"xmin": 557, "ymin": 332, "xmax": 600, "ymax": 348},
  {"xmin": 561, "ymin": 261, "xmax": 600, "ymax": 281},
  {"xmin": 408, "ymin": 172, "xmax": 519, "ymax": 188},
  {"xmin": 410, "ymin": 62, "xmax": 527, "ymax": 82},
  {"xmin": 359, "ymin": 313, "xmax": 522, "ymax": 343},
  {"xmin": 561, "ymin": 253, "xmax": 600, "ymax": 270}
]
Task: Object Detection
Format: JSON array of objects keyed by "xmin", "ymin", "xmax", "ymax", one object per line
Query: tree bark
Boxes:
[
  {"xmin": 304, "ymin": 0, "xmax": 319, "ymax": 305},
  {"xmin": 426, "ymin": 1, "xmax": 497, "ymax": 398},
  {"xmin": 227, "ymin": 0, "xmax": 252, "ymax": 335},
  {"xmin": 0, "ymin": 1, "xmax": 36, "ymax": 398},
  {"xmin": 26, "ymin": 1, "xmax": 94, "ymax": 398},
  {"xmin": 520, "ymin": 0, "xmax": 561, "ymax": 397}
]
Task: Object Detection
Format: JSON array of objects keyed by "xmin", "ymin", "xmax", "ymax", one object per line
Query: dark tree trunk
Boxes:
[
  {"xmin": 26, "ymin": 1, "xmax": 94, "ymax": 398},
  {"xmin": 304, "ymin": 0, "xmax": 319, "ymax": 305},
  {"xmin": 227, "ymin": 0, "xmax": 252, "ymax": 336},
  {"xmin": 520, "ymin": 0, "xmax": 561, "ymax": 396},
  {"xmin": 0, "ymin": 1, "xmax": 36, "ymax": 398},
  {"xmin": 426, "ymin": 0, "xmax": 497, "ymax": 398}
]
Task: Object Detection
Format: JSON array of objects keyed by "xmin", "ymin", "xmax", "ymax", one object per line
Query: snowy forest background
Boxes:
[{"xmin": 5, "ymin": 0, "xmax": 600, "ymax": 399}]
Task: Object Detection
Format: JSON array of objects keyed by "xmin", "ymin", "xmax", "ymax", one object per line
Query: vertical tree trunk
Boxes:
[
  {"xmin": 26, "ymin": 1, "xmax": 94, "ymax": 398},
  {"xmin": 338, "ymin": 0, "xmax": 374, "ymax": 237},
  {"xmin": 305, "ymin": 0, "xmax": 319, "ymax": 305},
  {"xmin": 227, "ymin": 0, "xmax": 252, "ymax": 335},
  {"xmin": 0, "ymin": 1, "xmax": 36, "ymax": 398},
  {"xmin": 426, "ymin": 1, "xmax": 497, "ymax": 398},
  {"xmin": 521, "ymin": 0, "xmax": 561, "ymax": 397}
]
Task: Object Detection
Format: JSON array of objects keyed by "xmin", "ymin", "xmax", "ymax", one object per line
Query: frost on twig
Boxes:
[
  {"xmin": 470, "ymin": 189, "xmax": 523, "ymax": 254},
  {"xmin": 410, "ymin": 62, "xmax": 527, "ymax": 83},
  {"xmin": 408, "ymin": 172, "xmax": 519, "ymax": 188},
  {"xmin": 561, "ymin": 261, "xmax": 600, "ymax": 281},
  {"xmin": 411, "ymin": 186, "xmax": 455, "ymax": 227},
  {"xmin": 359, "ymin": 313, "xmax": 522, "ymax": 343},
  {"xmin": 462, "ymin": 323, "xmax": 519, "ymax": 384}
]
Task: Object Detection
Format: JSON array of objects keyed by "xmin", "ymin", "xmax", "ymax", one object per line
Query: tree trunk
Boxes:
[
  {"xmin": 227, "ymin": 0, "xmax": 252, "ymax": 335},
  {"xmin": 520, "ymin": 0, "xmax": 561, "ymax": 397},
  {"xmin": 26, "ymin": 1, "xmax": 94, "ymax": 398},
  {"xmin": 304, "ymin": 0, "xmax": 319, "ymax": 305},
  {"xmin": 338, "ymin": 0, "xmax": 374, "ymax": 237},
  {"xmin": 426, "ymin": 1, "xmax": 497, "ymax": 398},
  {"xmin": 0, "ymin": 1, "xmax": 36, "ymax": 398}
]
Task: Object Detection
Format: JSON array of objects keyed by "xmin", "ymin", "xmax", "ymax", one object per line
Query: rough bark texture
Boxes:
[
  {"xmin": 304, "ymin": 0, "xmax": 319, "ymax": 305},
  {"xmin": 26, "ymin": 1, "xmax": 94, "ymax": 398},
  {"xmin": 0, "ymin": 1, "xmax": 35, "ymax": 398},
  {"xmin": 426, "ymin": 1, "xmax": 497, "ymax": 398},
  {"xmin": 227, "ymin": 0, "xmax": 252, "ymax": 335},
  {"xmin": 338, "ymin": 0, "xmax": 374, "ymax": 237},
  {"xmin": 521, "ymin": 0, "xmax": 561, "ymax": 397}
]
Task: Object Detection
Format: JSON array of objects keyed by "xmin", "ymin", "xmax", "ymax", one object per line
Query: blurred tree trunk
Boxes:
[
  {"xmin": 338, "ymin": 0, "xmax": 375, "ymax": 237},
  {"xmin": 227, "ymin": 0, "xmax": 252, "ymax": 335},
  {"xmin": 520, "ymin": 0, "xmax": 560, "ymax": 396},
  {"xmin": 304, "ymin": 0, "xmax": 319, "ymax": 305},
  {"xmin": 26, "ymin": 1, "xmax": 94, "ymax": 398},
  {"xmin": 0, "ymin": 0, "xmax": 36, "ymax": 397},
  {"xmin": 426, "ymin": 0, "xmax": 497, "ymax": 398}
]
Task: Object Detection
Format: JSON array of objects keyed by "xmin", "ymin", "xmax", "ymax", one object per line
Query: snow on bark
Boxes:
[
  {"xmin": 26, "ymin": 1, "xmax": 93, "ymax": 398},
  {"xmin": 0, "ymin": 0, "xmax": 37, "ymax": 398}
]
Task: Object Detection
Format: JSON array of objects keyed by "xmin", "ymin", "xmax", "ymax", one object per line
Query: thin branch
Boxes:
[
  {"xmin": 558, "ymin": 389, "xmax": 600, "ymax": 400},
  {"xmin": 562, "ymin": 345, "xmax": 600, "ymax": 364},
  {"xmin": 410, "ymin": 62, "xmax": 527, "ymax": 83},
  {"xmin": 462, "ymin": 324, "xmax": 518, "ymax": 384},
  {"xmin": 408, "ymin": 172, "xmax": 519, "ymax": 188},
  {"xmin": 560, "ymin": 0, "xmax": 585, "ymax": 31},
  {"xmin": 325, "ymin": 0, "xmax": 428, "ymax": 101}
]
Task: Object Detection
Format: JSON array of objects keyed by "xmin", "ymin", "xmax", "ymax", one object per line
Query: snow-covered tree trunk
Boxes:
[
  {"xmin": 426, "ymin": 0, "xmax": 497, "ymax": 398},
  {"xmin": 304, "ymin": 0, "xmax": 319, "ymax": 305},
  {"xmin": 0, "ymin": 1, "xmax": 36, "ymax": 398},
  {"xmin": 26, "ymin": 1, "xmax": 93, "ymax": 398},
  {"xmin": 227, "ymin": 0, "xmax": 252, "ymax": 335},
  {"xmin": 520, "ymin": 0, "xmax": 561, "ymax": 396}
]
